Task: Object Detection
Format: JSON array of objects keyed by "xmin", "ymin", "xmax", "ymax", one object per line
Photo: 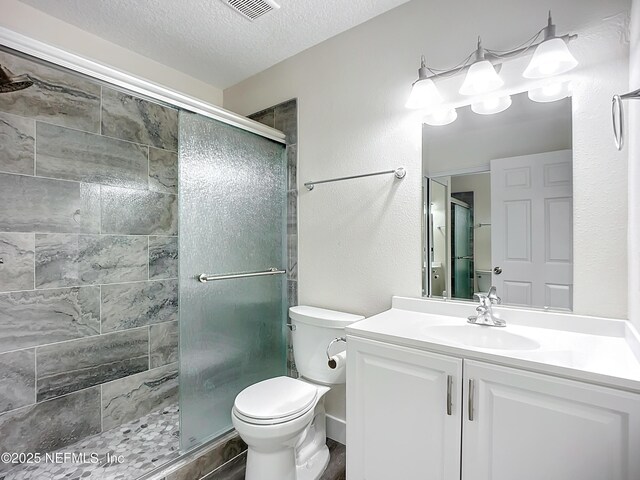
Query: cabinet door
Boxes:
[
  {"xmin": 463, "ymin": 360, "xmax": 640, "ymax": 480},
  {"xmin": 346, "ymin": 336, "xmax": 463, "ymax": 480}
]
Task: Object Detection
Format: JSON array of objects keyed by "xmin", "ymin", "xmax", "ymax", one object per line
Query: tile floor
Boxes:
[
  {"xmin": 1, "ymin": 401, "xmax": 346, "ymax": 480},
  {"xmin": 1, "ymin": 404, "xmax": 180, "ymax": 480}
]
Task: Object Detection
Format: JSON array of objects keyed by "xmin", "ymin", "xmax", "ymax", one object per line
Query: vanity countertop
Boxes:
[{"xmin": 346, "ymin": 296, "xmax": 640, "ymax": 393}]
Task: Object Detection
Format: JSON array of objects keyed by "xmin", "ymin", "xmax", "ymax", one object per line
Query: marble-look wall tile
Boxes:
[
  {"xmin": 0, "ymin": 174, "xmax": 100, "ymax": 234},
  {"xmin": 0, "ymin": 287, "xmax": 100, "ymax": 353},
  {"xmin": 287, "ymin": 189, "xmax": 298, "ymax": 236},
  {"xmin": 150, "ymin": 321, "xmax": 178, "ymax": 368},
  {"xmin": 274, "ymin": 100, "xmax": 297, "ymax": 145},
  {"xmin": 35, "ymin": 234, "xmax": 148, "ymax": 288},
  {"xmin": 0, "ymin": 51, "xmax": 100, "ymax": 133},
  {"xmin": 149, "ymin": 147, "xmax": 178, "ymax": 194},
  {"xmin": 36, "ymin": 122, "xmax": 149, "ymax": 190},
  {"xmin": 0, "ymin": 349, "xmax": 35, "ymax": 414},
  {"xmin": 101, "ymin": 87, "xmax": 178, "ymax": 151},
  {"xmin": 101, "ymin": 280, "xmax": 178, "ymax": 333},
  {"xmin": 36, "ymin": 327, "xmax": 148, "ymax": 401},
  {"xmin": 101, "ymin": 363, "xmax": 178, "ymax": 430},
  {"xmin": 101, "ymin": 186, "xmax": 178, "ymax": 235},
  {"xmin": 0, "ymin": 233, "xmax": 34, "ymax": 292},
  {"xmin": 288, "ymin": 280, "xmax": 298, "ymax": 308},
  {"xmin": 0, "ymin": 112, "xmax": 34, "ymax": 175},
  {"xmin": 0, "ymin": 386, "xmax": 101, "ymax": 457},
  {"xmin": 288, "ymin": 233, "xmax": 298, "ymax": 281},
  {"xmin": 287, "ymin": 144, "xmax": 297, "ymax": 191},
  {"xmin": 248, "ymin": 108, "xmax": 275, "ymax": 128},
  {"xmin": 149, "ymin": 236, "xmax": 178, "ymax": 280}
]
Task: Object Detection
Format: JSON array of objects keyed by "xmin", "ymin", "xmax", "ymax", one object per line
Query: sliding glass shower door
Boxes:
[
  {"xmin": 178, "ymin": 111, "xmax": 287, "ymax": 451},
  {"xmin": 451, "ymin": 202, "xmax": 474, "ymax": 300}
]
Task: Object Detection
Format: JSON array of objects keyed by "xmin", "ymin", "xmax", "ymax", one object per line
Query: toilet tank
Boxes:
[
  {"xmin": 476, "ymin": 269, "xmax": 493, "ymax": 293},
  {"xmin": 289, "ymin": 306, "xmax": 364, "ymax": 385}
]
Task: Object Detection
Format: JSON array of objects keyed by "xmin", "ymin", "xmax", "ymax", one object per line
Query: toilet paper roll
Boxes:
[{"xmin": 328, "ymin": 351, "xmax": 347, "ymax": 370}]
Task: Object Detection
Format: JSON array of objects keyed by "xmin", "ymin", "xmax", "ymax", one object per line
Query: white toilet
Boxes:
[
  {"xmin": 476, "ymin": 269, "xmax": 492, "ymax": 293},
  {"xmin": 232, "ymin": 306, "xmax": 363, "ymax": 480}
]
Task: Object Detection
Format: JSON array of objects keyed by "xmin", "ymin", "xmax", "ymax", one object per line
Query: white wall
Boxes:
[
  {"xmin": 225, "ymin": 0, "xmax": 630, "ymax": 321},
  {"xmin": 630, "ymin": 0, "xmax": 640, "ymax": 330},
  {"xmin": 1, "ymin": 0, "xmax": 223, "ymax": 105}
]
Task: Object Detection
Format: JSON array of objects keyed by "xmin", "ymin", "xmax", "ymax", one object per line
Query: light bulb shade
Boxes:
[
  {"xmin": 405, "ymin": 78, "xmax": 443, "ymax": 109},
  {"xmin": 424, "ymin": 108, "xmax": 457, "ymax": 126},
  {"xmin": 459, "ymin": 60, "xmax": 504, "ymax": 96},
  {"xmin": 528, "ymin": 81, "xmax": 571, "ymax": 103},
  {"xmin": 471, "ymin": 95, "xmax": 512, "ymax": 115},
  {"xmin": 523, "ymin": 38, "xmax": 578, "ymax": 79}
]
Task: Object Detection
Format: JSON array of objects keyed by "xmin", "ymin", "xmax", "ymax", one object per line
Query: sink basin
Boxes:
[{"xmin": 423, "ymin": 324, "xmax": 540, "ymax": 351}]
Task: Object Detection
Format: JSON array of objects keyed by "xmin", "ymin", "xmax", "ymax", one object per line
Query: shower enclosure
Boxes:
[
  {"xmin": 451, "ymin": 201, "xmax": 474, "ymax": 300},
  {"xmin": 0, "ymin": 45, "xmax": 288, "ymax": 480},
  {"xmin": 179, "ymin": 111, "xmax": 287, "ymax": 450}
]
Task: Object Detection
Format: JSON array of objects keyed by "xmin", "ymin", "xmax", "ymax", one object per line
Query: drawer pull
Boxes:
[
  {"xmin": 468, "ymin": 378, "xmax": 475, "ymax": 421},
  {"xmin": 446, "ymin": 375, "xmax": 453, "ymax": 415}
]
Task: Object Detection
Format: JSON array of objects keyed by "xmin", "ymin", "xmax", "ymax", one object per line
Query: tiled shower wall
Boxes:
[
  {"xmin": 0, "ymin": 49, "xmax": 179, "ymax": 458},
  {"xmin": 249, "ymin": 99, "xmax": 298, "ymax": 374}
]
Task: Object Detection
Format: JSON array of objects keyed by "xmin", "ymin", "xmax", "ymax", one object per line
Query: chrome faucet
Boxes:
[{"xmin": 468, "ymin": 286, "xmax": 505, "ymax": 327}]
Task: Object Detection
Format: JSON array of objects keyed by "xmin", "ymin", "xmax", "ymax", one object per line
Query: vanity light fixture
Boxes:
[
  {"xmin": 424, "ymin": 107, "xmax": 458, "ymax": 126},
  {"xmin": 459, "ymin": 38, "xmax": 504, "ymax": 96},
  {"xmin": 407, "ymin": 11, "xmax": 577, "ymax": 123},
  {"xmin": 406, "ymin": 56, "xmax": 443, "ymax": 109},
  {"xmin": 471, "ymin": 95, "xmax": 512, "ymax": 115},
  {"xmin": 528, "ymin": 80, "xmax": 571, "ymax": 103},
  {"xmin": 523, "ymin": 13, "xmax": 579, "ymax": 79}
]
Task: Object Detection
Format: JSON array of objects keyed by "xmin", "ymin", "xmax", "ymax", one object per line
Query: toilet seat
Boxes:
[{"xmin": 233, "ymin": 376, "xmax": 318, "ymax": 425}]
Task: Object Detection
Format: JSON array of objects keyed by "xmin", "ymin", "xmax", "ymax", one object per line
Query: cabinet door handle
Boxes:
[
  {"xmin": 468, "ymin": 378, "xmax": 475, "ymax": 421},
  {"xmin": 446, "ymin": 375, "xmax": 453, "ymax": 415}
]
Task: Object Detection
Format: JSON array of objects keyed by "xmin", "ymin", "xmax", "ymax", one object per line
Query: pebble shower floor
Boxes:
[{"xmin": 0, "ymin": 404, "xmax": 180, "ymax": 480}]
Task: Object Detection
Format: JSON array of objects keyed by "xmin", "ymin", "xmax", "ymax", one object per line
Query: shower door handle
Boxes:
[{"xmin": 198, "ymin": 268, "xmax": 286, "ymax": 283}]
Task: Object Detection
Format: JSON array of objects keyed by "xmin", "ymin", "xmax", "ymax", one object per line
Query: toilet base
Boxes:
[
  {"xmin": 296, "ymin": 444, "xmax": 330, "ymax": 480},
  {"xmin": 246, "ymin": 446, "xmax": 297, "ymax": 480}
]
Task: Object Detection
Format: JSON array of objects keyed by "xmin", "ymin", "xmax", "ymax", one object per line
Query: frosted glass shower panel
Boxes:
[{"xmin": 179, "ymin": 111, "xmax": 287, "ymax": 451}]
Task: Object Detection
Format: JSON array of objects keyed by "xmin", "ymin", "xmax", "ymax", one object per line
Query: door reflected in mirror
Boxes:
[{"xmin": 423, "ymin": 92, "xmax": 573, "ymax": 310}]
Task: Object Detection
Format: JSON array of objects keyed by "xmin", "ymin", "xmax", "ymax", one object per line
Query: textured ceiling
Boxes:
[{"xmin": 18, "ymin": 0, "xmax": 412, "ymax": 89}]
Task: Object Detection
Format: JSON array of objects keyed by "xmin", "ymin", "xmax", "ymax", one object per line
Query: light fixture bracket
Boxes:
[
  {"xmin": 412, "ymin": 12, "xmax": 576, "ymax": 84},
  {"xmin": 542, "ymin": 11, "xmax": 557, "ymax": 41}
]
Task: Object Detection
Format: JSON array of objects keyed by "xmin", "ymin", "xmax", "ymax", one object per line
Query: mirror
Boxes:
[{"xmin": 423, "ymin": 92, "xmax": 573, "ymax": 310}]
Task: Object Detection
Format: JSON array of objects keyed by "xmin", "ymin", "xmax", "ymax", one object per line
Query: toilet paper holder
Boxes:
[{"xmin": 326, "ymin": 337, "xmax": 347, "ymax": 369}]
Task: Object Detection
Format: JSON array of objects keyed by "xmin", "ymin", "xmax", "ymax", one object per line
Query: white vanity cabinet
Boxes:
[
  {"xmin": 347, "ymin": 336, "xmax": 640, "ymax": 480},
  {"xmin": 346, "ymin": 336, "xmax": 463, "ymax": 480},
  {"xmin": 463, "ymin": 360, "xmax": 640, "ymax": 480}
]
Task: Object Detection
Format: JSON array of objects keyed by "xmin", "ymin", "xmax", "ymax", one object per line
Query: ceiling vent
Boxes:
[{"xmin": 221, "ymin": 0, "xmax": 280, "ymax": 21}]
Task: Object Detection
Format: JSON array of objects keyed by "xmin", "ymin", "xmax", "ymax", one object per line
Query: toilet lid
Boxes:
[{"xmin": 234, "ymin": 376, "xmax": 317, "ymax": 421}]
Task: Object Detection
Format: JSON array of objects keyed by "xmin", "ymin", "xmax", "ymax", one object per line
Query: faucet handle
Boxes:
[
  {"xmin": 473, "ymin": 292, "xmax": 490, "ymax": 307},
  {"xmin": 487, "ymin": 286, "xmax": 501, "ymax": 305}
]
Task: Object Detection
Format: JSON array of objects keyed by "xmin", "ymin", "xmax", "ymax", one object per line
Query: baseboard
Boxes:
[{"xmin": 326, "ymin": 414, "xmax": 346, "ymax": 445}]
